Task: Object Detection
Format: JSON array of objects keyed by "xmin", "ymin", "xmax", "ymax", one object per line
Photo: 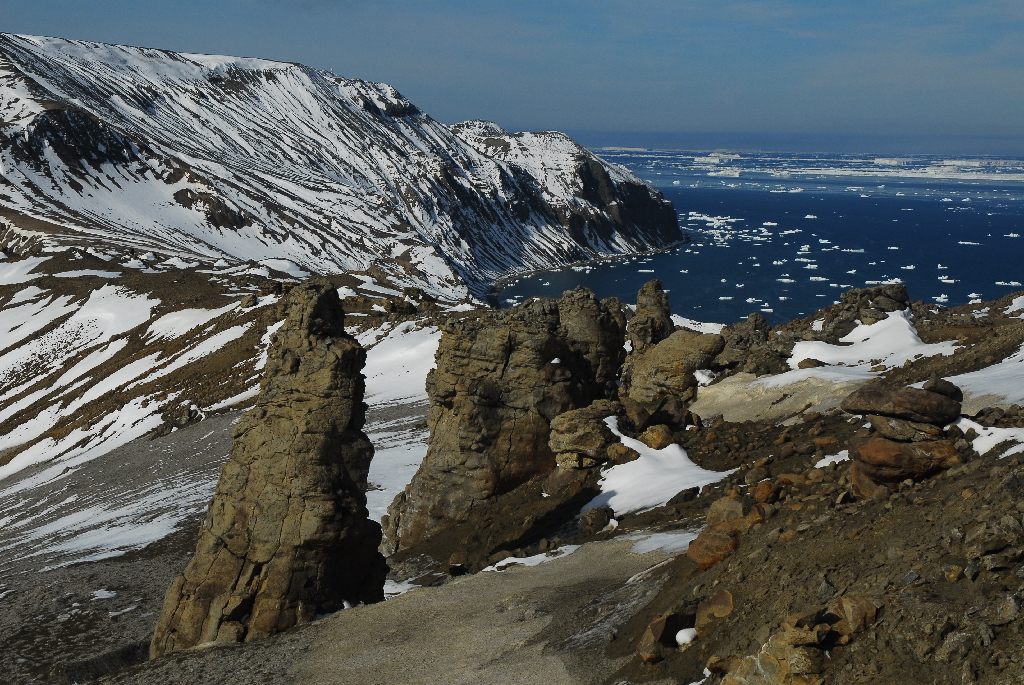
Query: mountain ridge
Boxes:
[{"xmin": 0, "ymin": 33, "xmax": 680, "ymax": 299}]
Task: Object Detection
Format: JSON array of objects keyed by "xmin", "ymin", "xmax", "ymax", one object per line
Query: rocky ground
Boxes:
[{"xmin": 2, "ymin": 280, "xmax": 1023, "ymax": 684}]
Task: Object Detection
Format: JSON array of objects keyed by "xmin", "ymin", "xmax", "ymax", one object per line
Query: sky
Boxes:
[{"xmin": 2, "ymin": 0, "xmax": 1022, "ymax": 154}]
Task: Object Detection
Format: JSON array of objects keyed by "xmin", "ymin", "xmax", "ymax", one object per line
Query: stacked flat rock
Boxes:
[
  {"xmin": 151, "ymin": 280, "xmax": 386, "ymax": 658},
  {"xmin": 382, "ymin": 286, "xmax": 626, "ymax": 555},
  {"xmin": 841, "ymin": 375, "xmax": 964, "ymax": 487}
]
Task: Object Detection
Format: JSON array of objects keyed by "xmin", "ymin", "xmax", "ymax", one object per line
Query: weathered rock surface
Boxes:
[
  {"xmin": 151, "ymin": 280, "xmax": 386, "ymax": 657},
  {"xmin": 382, "ymin": 287, "xmax": 625, "ymax": 555},
  {"xmin": 867, "ymin": 415, "xmax": 944, "ymax": 442},
  {"xmin": 622, "ymin": 330, "xmax": 725, "ymax": 407},
  {"xmin": 628, "ymin": 279, "xmax": 674, "ymax": 353},
  {"xmin": 840, "ymin": 382, "xmax": 962, "ymax": 425},
  {"xmin": 844, "ymin": 379, "xmax": 965, "ymax": 487},
  {"xmin": 713, "ymin": 313, "xmax": 790, "ymax": 377},
  {"xmin": 847, "ymin": 431, "xmax": 961, "ymax": 482},
  {"xmin": 549, "ymin": 399, "xmax": 623, "ymax": 468}
]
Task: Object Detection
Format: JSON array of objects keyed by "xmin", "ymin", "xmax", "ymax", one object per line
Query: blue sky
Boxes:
[{"xmin": 2, "ymin": 1, "xmax": 1022, "ymax": 153}]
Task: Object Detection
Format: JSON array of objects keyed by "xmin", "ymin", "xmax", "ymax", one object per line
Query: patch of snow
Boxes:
[
  {"xmin": 628, "ymin": 530, "xmax": 699, "ymax": 555},
  {"xmin": 481, "ymin": 545, "xmax": 581, "ymax": 572},
  {"xmin": 52, "ymin": 270, "xmax": 121, "ymax": 278},
  {"xmin": 146, "ymin": 303, "xmax": 238, "ymax": 340},
  {"xmin": 944, "ymin": 349, "xmax": 1024, "ymax": 409},
  {"xmin": 815, "ymin": 450, "xmax": 849, "ymax": 468},
  {"xmin": 766, "ymin": 311, "xmax": 958, "ymax": 388},
  {"xmin": 584, "ymin": 418, "xmax": 732, "ymax": 515},
  {"xmin": 952, "ymin": 418, "xmax": 1024, "ymax": 459},
  {"xmin": 671, "ymin": 314, "xmax": 725, "ymax": 335},
  {"xmin": 362, "ymin": 322, "xmax": 440, "ymax": 406},
  {"xmin": 0, "ymin": 256, "xmax": 51, "ymax": 285}
]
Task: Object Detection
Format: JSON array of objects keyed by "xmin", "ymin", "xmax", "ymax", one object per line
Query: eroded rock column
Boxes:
[
  {"xmin": 151, "ymin": 279, "xmax": 386, "ymax": 657},
  {"xmin": 382, "ymin": 286, "xmax": 625, "ymax": 555}
]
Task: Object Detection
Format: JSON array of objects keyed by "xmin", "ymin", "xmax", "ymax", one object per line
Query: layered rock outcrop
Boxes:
[
  {"xmin": 382, "ymin": 287, "xmax": 625, "ymax": 555},
  {"xmin": 619, "ymin": 281, "xmax": 724, "ymax": 430},
  {"xmin": 841, "ymin": 377, "xmax": 964, "ymax": 490},
  {"xmin": 151, "ymin": 280, "xmax": 386, "ymax": 657}
]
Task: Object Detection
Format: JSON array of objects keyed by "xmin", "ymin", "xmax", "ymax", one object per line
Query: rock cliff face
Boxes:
[
  {"xmin": 382, "ymin": 287, "xmax": 625, "ymax": 555},
  {"xmin": 151, "ymin": 280, "xmax": 385, "ymax": 657}
]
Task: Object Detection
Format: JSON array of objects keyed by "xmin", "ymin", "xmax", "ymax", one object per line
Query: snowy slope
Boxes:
[{"xmin": 0, "ymin": 33, "xmax": 680, "ymax": 299}]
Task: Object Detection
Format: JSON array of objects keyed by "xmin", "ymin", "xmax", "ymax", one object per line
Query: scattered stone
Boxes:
[
  {"xmin": 636, "ymin": 613, "xmax": 687, "ymax": 663},
  {"xmin": 638, "ymin": 424, "xmax": 674, "ymax": 450},
  {"xmin": 707, "ymin": 497, "xmax": 746, "ymax": 526},
  {"xmin": 923, "ymin": 372, "xmax": 965, "ymax": 402},
  {"xmin": 578, "ymin": 507, "xmax": 613, "ymax": 536}
]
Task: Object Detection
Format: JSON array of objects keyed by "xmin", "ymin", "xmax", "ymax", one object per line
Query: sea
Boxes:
[{"xmin": 497, "ymin": 151, "xmax": 1024, "ymax": 325}]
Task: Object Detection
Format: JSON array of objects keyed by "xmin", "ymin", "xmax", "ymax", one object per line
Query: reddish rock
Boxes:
[
  {"xmin": 687, "ymin": 516, "xmax": 758, "ymax": 570},
  {"xmin": 849, "ymin": 430, "xmax": 961, "ymax": 482},
  {"xmin": 845, "ymin": 462, "xmax": 881, "ymax": 498},
  {"xmin": 696, "ymin": 590, "xmax": 735, "ymax": 636}
]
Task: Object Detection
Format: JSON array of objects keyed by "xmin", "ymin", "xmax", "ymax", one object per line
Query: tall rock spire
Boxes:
[{"xmin": 151, "ymin": 279, "xmax": 386, "ymax": 658}]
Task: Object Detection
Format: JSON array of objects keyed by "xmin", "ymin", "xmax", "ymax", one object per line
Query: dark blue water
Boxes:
[{"xmin": 499, "ymin": 153, "xmax": 1024, "ymax": 325}]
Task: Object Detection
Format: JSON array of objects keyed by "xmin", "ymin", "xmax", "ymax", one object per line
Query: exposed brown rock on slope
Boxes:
[
  {"xmin": 151, "ymin": 279, "xmax": 386, "ymax": 657},
  {"xmin": 842, "ymin": 380, "xmax": 964, "ymax": 487},
  {"xmin": 382, "ymin": 286, "xmax": 625, "ymax": 555}
]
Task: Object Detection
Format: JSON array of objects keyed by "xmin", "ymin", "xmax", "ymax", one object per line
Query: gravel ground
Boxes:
[
  {"xmin": 99, "ymin": 537, "xmax": 681, "ymax": 685},
  {"xmin": 0, "ymin": 412, "xmax": 240, "ymax": 684}
]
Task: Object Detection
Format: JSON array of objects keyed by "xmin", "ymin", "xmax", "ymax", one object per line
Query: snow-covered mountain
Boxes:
[{"xmin": 0, "ymin": 33, "xmax": 679, "ymax": 299}]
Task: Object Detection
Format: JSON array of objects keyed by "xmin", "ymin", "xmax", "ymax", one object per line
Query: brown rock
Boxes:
[
  {"xmin": 686, "ymin": 516, "xmax": 758, "ymax": 570},
  {"xmin": 151, "ymin": 280, "xmax": 386, "ymax": 658},
  {"xmin": 628, "ymin": 279, "xmax": 674, "ymax": 354},
  {"xmin": 868, "ymin": 415, "xmax": 944, "ymax": 442},
  {"xmin": 620, "ymin": 329, "xmax": 725, "ymax": 406},
  {"xmin": 840, "ymin": 382, "xmax": 961, "ymax": 425},
  {"xmin": 797, "ymin": 358, "xmax": 825, "ymax": 369},
  {"xmin": 383, "ymin": 287, "xmax": 625, "ymax": 554},
  {"xmin": 849, "ymin": 431, "xmax": 961, "ymax": 482},
  {"xmin": 696, "ymin": 589, "xmax": 735, "ymax": 636},
  {"xmin": 636, "ymin": 613, "xmax": 686, "ymax": 663},
  {"xmin": 828, "ymin": 595, "xmax": 877, "ymax": 636},
  {"xmin": 707, "ymin": 497, "xmax": 745, "ymax": 526},
  {"xmin": 577, "ymin": 506, "xmax": 613, "ymax": 536},
  {"xmin": 923, "ymin": 372, "xmax": 964, "ymax": 402},
  {"xmin": 639, "ymin": 424, "xmax": 674, "ymax": 450},
  {"xmin": 606, "ymin": 442, "xmax": 640, "ymax": 465},
  {"xmin": 548, "ymin": 399, "xmax": 622, "ymax": 459},
  {"xmin": 846, "ymin": 461, "xmax": 880, "ymax": 498},
  {"xmin": 754, "ymin": 481, "xmax": 779, "ymax": 504}
]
